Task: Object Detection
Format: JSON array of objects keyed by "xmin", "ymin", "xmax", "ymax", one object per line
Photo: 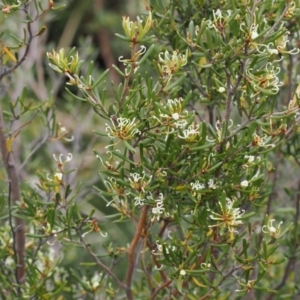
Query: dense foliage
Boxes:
[{"xmin": 1, "ymin": 0, "xmax": 300, "ymax": 299}]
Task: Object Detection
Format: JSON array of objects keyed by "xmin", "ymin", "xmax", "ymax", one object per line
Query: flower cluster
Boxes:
[
  {"xmin": 122, "ymin": 12, "xmax": 152, "ymax": 43},
  {"xmin": 153, "ymin": 97, "xmax": 192, "ymax": 139},
  {"xmin": 30, "ymin": 247, "xmax": 61, "ymax": 277},
  {"xmin": 246, "ymin": 62, "xmax": 283, "ymax": 95},
  {"xmin": 178, "ymin": 124, "xmax": 199, "ymax": 142},
  {"xmin": 82, "ymin": 219, "xmax": 107, "ymax": 238},
  {"xmin": 96, "ymin": 150, "xmax": 119, "ymax": 172},
  {"xmin": 80, "ymin": 272, "xmax": 103, "ymax": 292},
  {"xmin": 150, "ymin": 193, "xmax": 169, "ymax": 222},
  {"xmin": 158, "ymin": 49, "xmax": 187, "ymax": 84},
  {"xmin": 190, "ymin": 178, "xmax": 218, "ymax": 192},
  {"xmin": 190, "ymin": 180, "xmax": 205, "ymax": 191},
  {"xmin": 208, "ymin": 198, "xmax": 245, "ymax": 233},
  {"xmin": 163, "ymin": 98, "xmax": 188, "ymax": 127},
  {"xmin": 242, "ymin": 155, "xmax": 257, "ymax": 169},
  {"xmin": 104, "ymin": 177, "xmax": 126, "ymax": 198},
  {"xmin": 275, "ymin": 31, "xmax": 299, "ymax": 55},
  {"xmin": 235, "ymin": 279, "xmax": 255, "ymax": 293},
  {"xmin": 129, "ymin": 171, "xmax": 152, "ymax": 194},
  {"xmin": 252, "ymin": 133, "xmax": 275, "ymax": 148},
  {"xmin": 47, "ymin": 49, "xmax": 82, "ymax": 74},
  {"xmin": 207, "ymin": 9, "xmax": 232, "ymax": 35},
  {"xmin": 152, "ymin": 240, "xmax": 176, "ymax": 256},
  {"xmin": 133, "ymin": 192, "xmax": 169, "ymax": 221},
  {"xmin": 119, "ymin": 45, "xmax": 147, "ymax": 74},
  {"xmin": 105, "ymin": 116, "xmax": 140, "ymax": 142},
  {"xmin": 39, "ymin": 153, "xmax": 73, "ymax": 194}
]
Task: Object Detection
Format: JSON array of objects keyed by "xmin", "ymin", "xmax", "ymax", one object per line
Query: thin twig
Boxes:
[
  {"xmin": 198, "ymin": 265, "xmax": 243, "ymax": 300},
  {"xmin": 75, "ymin": 228, "xmax": 126, "ymax": 289},
  {"xmin": 146, "ymin": 239, "xmax": 168, "ymax": 283},
  {"xmin": 150, "ymin": 279, "xmax": 172, "ymax": 300},
  {"xmin": 0, "ymin": 4, "xmax": 33, "ymax": 82},
  {"xmin": 18, "ymin": 131, "xmax": 49, "ymax": 170},
  {"xmin": 264, "ymin": 5, "xmax": 290, "ymax": 39}
]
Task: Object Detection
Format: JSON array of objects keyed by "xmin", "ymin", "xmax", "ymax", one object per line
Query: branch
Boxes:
[
  {"xmin": 75, "ymin": 228, "xmax": 126, "ymax": 290},
  {"xmin": 150, "ymin": 279, "xmax": 172, "ymax": 300},
  {"xmin": 0, "ymin": 108, "xmax": 25, "ymax": 285},
  {"xmin": 125, "ymin": 205, "xmax": 149, "ymax": 300},
  {"xmin": 0, "ymin": 4, "xmax": 33, "ymax": 82},
  {"xmin": 264, "ymin": 4, "xmax": 290, "ymax": 39},
  {"xmin": 18, "ymin": 131, "xmax": 49, "ymax": 171}
]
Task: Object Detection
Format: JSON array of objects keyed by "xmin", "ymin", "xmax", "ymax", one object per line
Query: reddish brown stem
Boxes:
[
  {"xmin": 150, "ymin": 279, "xmax": 172, "ymax": 300},
  {"xmin": 0, "ymin": 109, "xmax": 25, "ymax": 285},
  {"xmin": 125, "ymin": 205, "xmax": 149, "ymax": 299}
]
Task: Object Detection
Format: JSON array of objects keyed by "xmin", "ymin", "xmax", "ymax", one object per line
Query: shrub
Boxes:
[{"xmin": 1, "ymin": 0, "xmax": 300, "ymax": 299}]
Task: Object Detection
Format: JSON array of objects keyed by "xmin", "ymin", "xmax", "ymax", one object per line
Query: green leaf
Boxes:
[
  {"xmin": 123, "ymin": 140, "xmax": 136, "ymax": 153},
  {"xmin": 92, "ymin": 69, "xmax": 110, "ymax": 89},
  {"xmin": 163, "ymin": 74, "xmax": 187, "ymax": 92}
]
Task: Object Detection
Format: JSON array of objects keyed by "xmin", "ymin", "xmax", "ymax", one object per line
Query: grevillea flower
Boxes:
[
  {"xmin": 105, "ymin": 116, "xmax": 140, "ymax": 141},
  {"xmin": 208, "ymin": 198, "xmax": 245, "ymax": 232}
]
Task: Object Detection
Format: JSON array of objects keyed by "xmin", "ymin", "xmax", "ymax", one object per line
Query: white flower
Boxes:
[
  {"xmin": 235, "ymin": 279, "xmax": 255, "ymax": 292},
  {"xmin": 190, "ymin": 180, "xmax": 205, "ymax": 191},
  {"xmin": 247, "ymin": 62, "xmax": 283, "ymax": 95},
  {"xmin": 91, "ymin": 272, "xmax": 101, "ymax": 289},
  {"xmin": 5, "ymin": 256, "xmax": 14, "ymax": 267},
  {"xmin": 175, "ymin": 119, "xmax": 188, "ymax": 128},
  {"xmin": 53, "ymin": 267, "xmax": 68, "ymax": 284},
  {"xmin": 201, "ymin": 263, "xmax": 211, "ymax": 268},
  {"xmin": 245, "ymin": 155, "xmax": 255, "ymax": 163},
  {"xmin": 53, "ymin": 153, "xmax": 73, "ymax": 164},
  {"xmin": 45, "ymin": 280, "xmax": 54, "ymax": 292},
  {"xmin": 151, "ymin": 193, "xmax": 169, "ymax": 222},
  {"xmin": 250, "ymin": 23, "xmax": 258, "ymax": 40},
  {"xmin": 275, "ymin": 32, "xmax": 299, "ymax": 55},
  {"xmin": 172, "ymin": 112, "xmax": 180, "ymax": 120},
  {"xmin": 254, "ymin": 42, "xmax": 280, "ymax": 56},
  {"xmin": 240, "ymin": 180, "xmax": 249, "ymax": 187},
  {"xmin": 152, "ymin": 240, "xmax": 176, "ymax": 255},
  {"xmin": 158, "ymin": 50, "xmax": 187, "ymax": 76},
  {"xmin": 268, "ymin": 48, "xmax": 279, "ymax": 55},
  {"xmin": 218, "ymin": 87, "xmax": 226, "ymax": 93},
  {"xmin": 180, "ymin": 269, "xmax": 186, "ymax": 276},
  {"xmin": 129, "ymin": 171, "xmax": 152, "ymax": 193},
  {"xmin": 262, "ymin": 219, "xmax": 283, "ymax": 238},
  {"xmin": 208, "ymin": 198, "xmax": 245, "ymax": 232},
  {"xmin": 96, "ymin": 150, "xmax": 119, "ymax": 171},
  {"xmin": 178, "ymin": 124, "xmax": 199, "ymax": 142},
  {"xmin": 208, "ymin": 179, "xmax": 217, "ymax": 189},
  {"xmin": 54, "ymin": 172, "xmax": 63, "ymax": 181},
  {"xmin": 105, "ymin": 116, "xmax": 140, "ymax": 140},
  {"xmin": 153, "ymin": 97, "xmax": 191, "ymax": 138},
  {"xmin": 130, "ymin": 172, "xmax": 143, "ymax": 182},
  {"xmin": 134, "ymin": 196, "xmax": 144, "ymax": 206},
  {"xmin": 208, "ymin": 9, "xmax": 232, "ymax": 33}
]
